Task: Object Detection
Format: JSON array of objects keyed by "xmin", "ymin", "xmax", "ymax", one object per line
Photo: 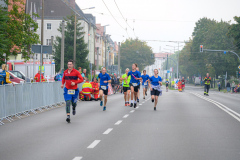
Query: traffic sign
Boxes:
[{"xmin": 31, "ymin": 45, "xmax": 52, "ymax": 54}]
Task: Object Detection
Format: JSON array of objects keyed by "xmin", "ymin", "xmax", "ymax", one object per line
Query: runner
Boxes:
[
  {"xmin": 141, "ymin": 70, "xmax": 149, "ymax": 99},
  {"xmin": 98, "ymin": 67, "xmax": 111, "ymax": 111},
  {"xmin": 120, "ymin": 68, "xmax": 131, "ymax": 106},
  {"xmin": 148, "ymin": 69, "xmax": 162, "ymax": 111},
  {"xmin": 61, "ymin": 59, "xmax": 84, "ymax": 123},
  {"xmin": 128, "ymin": 64, "xmax": 142, "ymax": 108},
  {"xmin": 136, "ymin": 67, "xmax": 140, "ymax": 102},
  {"xmin": 165, "ymin": 79, "xmax": 169, "ymax": 92},
  {"xmin": 181, "ymin": 77, "xmax": 185, "ymax": 91}
]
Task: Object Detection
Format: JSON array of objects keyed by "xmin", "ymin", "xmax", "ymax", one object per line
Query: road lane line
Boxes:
[
  {"xmin": 192, "ymin": 93, "xmax": 240, "ymax": 122},
  {"xmin": 130, "ymin": 110, "xmax": 135, "ymax": 113},
  {"xmin": 136, "ymin": 107, "xmax": 139, "ymax": 109},
  {"xmin": 87, "ymin": 140, "xmax": 101, "ymax": 149},
  {"xmin": 73, "ymin": 157, "xmax": 82, "ymax": 160},
  {"xmin": 103, "ymin": 128, "xmax": 113, "ymax": 134},
  {"xmin": 123, "ymin": 114, "xmax": 129, "ymax": 118},
  {"xmin": 115, "ymin": 120, "xmax": 122, "ymax": 125}
]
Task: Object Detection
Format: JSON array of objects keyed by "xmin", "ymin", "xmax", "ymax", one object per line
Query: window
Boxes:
[
  {"xmin": 47, "ymin": 23, "xmax": 51, "ymax": 30},
  {"xmin": 46, "ymin": 39, "xmax": 52, "ymax": 45}
]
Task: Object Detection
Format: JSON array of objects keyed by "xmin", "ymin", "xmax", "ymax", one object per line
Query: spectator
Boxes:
[
  {"xmin": 54, "ymin": 69, "xmax": 63, "ymax": 81},
  {"xmin": 82, "ymin": 69, "xmax": 87, "ymax": 80},
  {"xmin": 226, "ymin": 81, "xmax": 231, "ymax": 92},
  {"xmin": 0, "ymin": 64, "xmax": 14, "ymax": 86},
  {"xmin": 231, "ymin": 81, "xmax": 235, "ymax": 94},
  {"xmin": 34, "ymin": 70, "xmax": 45, "ymax": 82},
  {"xmin": 78, "ymin": 67, "xmax": 82, "ymax": 73},
  {"xmin": 217, "ymin": 82, "xmax": 221, "ymax": 91}
]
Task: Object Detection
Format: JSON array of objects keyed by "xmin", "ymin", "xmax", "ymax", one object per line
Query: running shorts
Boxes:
[
  {"xmin": 64, "ymin": 87, "xmax": 79, "ymax": 103},
  {"xmin": 130, "ymin": 83, "xmax": 139, "ymax": 92},
  {"xmin": 151, "ymin": 89, "xmax": 160, "ymax": 96},
  {"xmin": 100, "ymin": 85, "xmax": 108, "ymax": 95},
  {"xmin": 123, "ymin": 86, "xmax": 130, "ymax": 92}
]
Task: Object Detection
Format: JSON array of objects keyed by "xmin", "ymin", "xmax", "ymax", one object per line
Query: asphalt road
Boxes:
[{"xmin": 0, "ymin": 85, "xmax": 240, "ymax": 160}]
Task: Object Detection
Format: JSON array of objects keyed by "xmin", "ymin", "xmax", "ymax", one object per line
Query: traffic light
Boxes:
[{"xmin": 200, "ymin": 45, "xmax": 203, "ymax": 52}]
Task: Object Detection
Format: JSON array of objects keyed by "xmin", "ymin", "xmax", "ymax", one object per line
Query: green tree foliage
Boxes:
[
  {"xmin": 53, "ymin": 14, "xmax": 89, "ymax": 73},
  {"xmin": 0, "ymin": 0, "xmax": 39, "ymax": 65},
  {"xmin": 120, "ymin": 39, "xmax": 154, "ymax": 72},
  {"xmin": 228, "ymin": 16, "xmax": 240, "ymax": 51},
  {"xmin": 177, "ymin": 17, "xmax": 239, "ymax": 79}
]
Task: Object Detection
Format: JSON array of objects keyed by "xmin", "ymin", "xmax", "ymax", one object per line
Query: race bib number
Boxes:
[
  {"xmin": 144, "ymin": 82, "xmax": 147, "ymax": 86},
  {"xmin": 182, "ymin": 82, "xmax": 185, "ymax": 84},
  {"xmin": 132, "ymin": 83, "xmax": 138, "ymax": 87},
  {"xmin": 101, "ymin": 86, "xmax": 107, "ymax": 90},
  {"xmin": 68, "ymin": 89, "xmax": 75, "ymax": 95}
]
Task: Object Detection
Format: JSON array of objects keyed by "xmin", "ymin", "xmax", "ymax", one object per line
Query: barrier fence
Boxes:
[{"xmin": 0, "ymin": 81, "xmax": 85, "ymax": 125}]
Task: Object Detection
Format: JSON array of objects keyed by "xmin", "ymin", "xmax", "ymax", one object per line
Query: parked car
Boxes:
[
  {"xmin": 8, "ymin": 72, "xmax": 25, "ymax": 84},
  {"xmin": 9, "ymin": 70, "xmax": 30, "ymax": 82}
]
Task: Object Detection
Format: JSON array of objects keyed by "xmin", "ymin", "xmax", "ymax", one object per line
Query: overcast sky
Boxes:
[{"xmin": 77, "ymin": 0, "xmax": 240, "ymax": 53}]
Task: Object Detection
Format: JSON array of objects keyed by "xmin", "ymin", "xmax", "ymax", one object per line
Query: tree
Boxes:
[
  {"xmin": 228, "ymin": 16, "xmax": 240, "ymax": 51},
  {"xmin": 120, "ymin": 38, "xmax": 154, "ymax": 72},
  {"xmin": 0, "ymin": 0, "xmax": 40, "ymax": 65},
  {"xmin": 177, "ymin": 17, "xmax": 238, "ymax": 80},
  {"xmin": 53, "ymin": 14, "xmax": 89, "ymax": 73}
]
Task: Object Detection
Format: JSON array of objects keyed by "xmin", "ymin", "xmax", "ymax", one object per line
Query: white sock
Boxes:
[
  {"xmin": 131, "ymin": 100, "xmax": 133, "ymax": 103},
  {"xmin": 134, "ymin": 101, "xmax": 137, "ymax": 104}
]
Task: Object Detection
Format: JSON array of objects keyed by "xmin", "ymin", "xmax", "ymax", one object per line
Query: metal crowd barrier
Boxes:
[{"xmin": 0, "ymin": 81, "xmax": 70, "ymax": 125}]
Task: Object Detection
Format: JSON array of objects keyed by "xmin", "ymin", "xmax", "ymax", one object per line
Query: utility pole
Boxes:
[
  {"xmin": 105, "ymin": 36, "xmax": 107, "ymax": 68},
  {"xmin": 73, "ymin": 14, "xmax": 77, "ymax": 67},
  {"xmin": 177, "ymin": 42, "xmax": 179, "ymax": 79},
  {"xmin": 61, "ymin": 20, "xmax": 65, "ymax": 71},
  {"xmin": 118, "ymin": 42, "xmax": 120, "ymax": 76},
  {"xmin": 166, "ymin": 54, "xmax": 168, "ymax": 79},
  {"xmin": 51, "ymin": 36, "xmax": 53, "ymax": 78},
  {"xmin": 40, "ymin": 0, "xmax": 44, "ymax": 82}
]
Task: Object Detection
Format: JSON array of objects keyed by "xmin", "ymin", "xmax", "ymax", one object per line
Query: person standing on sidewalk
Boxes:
[
  {"xmin": 217, "ymin": 81, "xmax": 221, "ymax": 91},
  {"xmin": 204, "ymin": 73, "xmax": 211, "ymax": 96},
  {"xmin": 226, "ymin": 81, "xmax": 231, "ymax": 92},
  {"xmin": 61, "ymin": 59, "xmax": 84, "ymax": 123},
  {"xmin": 231, "ymin": 81, "xmax": 236, "ymax": 94},
  {"xmin": 0, "ymin": 64, "xmax": 14, "ymax": 86}
]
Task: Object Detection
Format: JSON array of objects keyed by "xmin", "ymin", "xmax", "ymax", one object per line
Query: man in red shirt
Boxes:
[
  {"xmin": 61, "ymin": 59, "xmax": 83, "ymax": 123},
  {"xmin": 34, "ymin": 70, "xmax": 45, "ymax": 82}
]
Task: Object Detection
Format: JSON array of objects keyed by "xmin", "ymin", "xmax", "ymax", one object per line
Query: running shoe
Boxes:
[
  {"xmin": 128, "ymin": 102, "xmax": 130, "ymax": 106},
  {"xmin": 125, "ymin": 102, "xmax": 127, "ymax": 106},
  {"xmin": 100, "ymin": 101, "xmax": 103, "ymax": 106},
  {"xmin": 154, "ymin": 107, "xmax": 156, "ymax": 111},
  {"xmin": 206, "ymin": 94, "xmax": 209, "ymax": 96},
  {"xmin": 66, "ymin": 117, "xmax": 70, "ymax": 123},
  {"xmin": 103, "ymin": 106, "xmax": 106, "ymax": 111},
  {"xmin": 130, "ymin": 103, "xmax": 133, "ymax": 107},
  {"xmin": 134, "ymin": 103, "xmax": 137, "ymax": 108},
  {"xmin": 137, "ymin": 99, "xmax": 139, "ymax": 103},
  {"xmin": 143, "ymin": 96, "xmax": 145, "ymax": 99},
  {"xmin": 145, "ymin": 92, "xmax": 147, "ymax": 96},
  {"xmin": 152, "ymin": 99, "xmax": 154, "ymax": 103}
]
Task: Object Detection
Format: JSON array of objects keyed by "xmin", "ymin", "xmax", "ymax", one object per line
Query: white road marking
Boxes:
[
  {"xmin": 115, "ymin": 120, "xmax": 123, "ymax": 125},
  {"xmin": 192, "ymin": 93, "xmax": 240, "ymax": 122},
  {"xmin": 72, "ymin": 157, "xmax": 82, "ymax": 160},
  {"xmin": 103, "ymin": 128, "xmax": 113, "ymax": 134},
  {"xmin": 136, "ymin": 107, "xmax": 139, "ymax": 109},
  {"xmin": 87, "ymin": 140, "xmax": 101, "ymax": 149},
  {"xmin": 130, "ymin": 110, "xmax": 135, "ymax": 113},
  {"xmin": 123, "ymin": 114, "xmax": 129, "ymax": 118},
  {"xmin": 139, "ymin": 104, "xmax": 142, "ymax": 105}
]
